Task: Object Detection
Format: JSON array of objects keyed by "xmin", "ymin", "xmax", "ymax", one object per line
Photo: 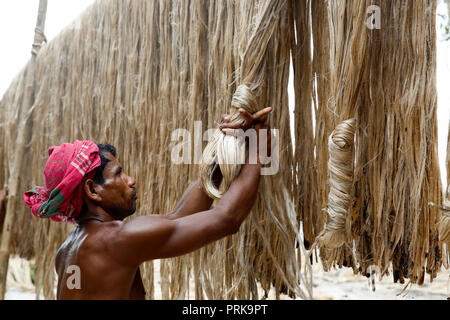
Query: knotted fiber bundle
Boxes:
[
  {"xmin": 316, "ymin": 119, "xmax": 356, "ymax": 249},
  {"xmin": 200, "ymin": 85, "xmax": 258, "ymax": 199},
  {"xmin": 199, "ymin": 0, "xmax": 284, "ymax": 199}
]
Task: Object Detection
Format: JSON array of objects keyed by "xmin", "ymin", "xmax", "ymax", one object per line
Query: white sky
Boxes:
[{"xmin": 0, "ymin": 0, "xmax": 449, "ymax": 190}]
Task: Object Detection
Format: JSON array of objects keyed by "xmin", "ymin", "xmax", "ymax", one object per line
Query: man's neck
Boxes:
[{"xmin": 76, "ymin": 206, "xmax": 115, "ymax": 224}]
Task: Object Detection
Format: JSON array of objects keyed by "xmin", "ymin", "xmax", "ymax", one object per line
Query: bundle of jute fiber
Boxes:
[
  {"xmin": 0, "ymin": 0, "xmax": 311, "ymax": 299},
  {"xmin": 292, "ymin": 0, "xmax": 370, "ymax": 268},
  {"xmin": 199, "ymin": 0, "xmax": 284, "ymax": 200},
  {"xmin": 294, "ymin": 0, "xmax": 444, "ymax": 284},
  {"xmin": 316, "ymin": 119, "xmax": 356, "ymax": 249}
]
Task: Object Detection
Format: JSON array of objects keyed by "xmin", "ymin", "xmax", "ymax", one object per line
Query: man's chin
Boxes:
[{"xmin": 128, "ymin": 205, "xmax": 137, "ymax": 216}]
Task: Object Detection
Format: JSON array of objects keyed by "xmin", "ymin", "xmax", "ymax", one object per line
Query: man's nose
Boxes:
[{"xmin": 128, "ymin": 176, "xmax": 136, "ymax": 187}]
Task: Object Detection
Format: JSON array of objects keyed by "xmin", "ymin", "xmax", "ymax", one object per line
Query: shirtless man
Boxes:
[{"xmin": 51, "ymin": 108, "xmax": 272, "ymax": 299}]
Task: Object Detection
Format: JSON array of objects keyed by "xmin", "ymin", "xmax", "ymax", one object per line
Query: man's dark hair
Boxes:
[{"xmin": 93, "ymin": 144, "xmax": 117, "ymax": 184}]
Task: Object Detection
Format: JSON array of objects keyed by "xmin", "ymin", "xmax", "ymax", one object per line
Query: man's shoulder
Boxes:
[
  {"xmin": 87, "ymin": 220, "xmax": 123, "ymax": 243},
  {"xmin": 102, "ymin": 215, "xmax": 174, "ymax": 248}
]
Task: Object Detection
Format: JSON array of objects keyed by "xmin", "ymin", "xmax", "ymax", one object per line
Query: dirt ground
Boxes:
[{"xmin": 4, "ymin": 256, "xmax": 449, "ymax": 300}]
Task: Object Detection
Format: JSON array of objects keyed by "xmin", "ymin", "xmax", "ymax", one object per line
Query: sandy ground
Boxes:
[
  {"xmin": 4, "ymin": 256, "xmax": 449, "ymax": 300},
  {"xmin": 310, "ymin": 264, "xmax": 449, "ymax": 300}
]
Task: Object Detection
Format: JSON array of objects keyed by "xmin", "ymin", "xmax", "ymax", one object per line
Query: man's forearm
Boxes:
[
  {"xmin": 165, "ymin": 179, "xmax": 214, "ymax": 220},
  {"xmin": 165, "ymin": 159, "xmax": 261, "ymax": 225},
  {"xmin": 215, "ymin": 162, "xmax": 262, "ymax": 227}
]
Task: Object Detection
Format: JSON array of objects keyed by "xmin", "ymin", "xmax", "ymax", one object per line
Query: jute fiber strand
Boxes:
[
  {"xmin": 0, "ymin": 0, "xmax": 311, "ymax": 299},
  {"xmin": 296, "ymin": 0, "xmax": 444, "ymax": 284},
  {"xmin": 290, "ymin": 0, "xmax": 322, "ymax": 251}
]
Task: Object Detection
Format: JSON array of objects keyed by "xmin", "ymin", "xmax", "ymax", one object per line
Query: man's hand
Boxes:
[
  {"xmin": 219, "ymin": 107, "xmax": 272, "ymax": 132},
  {"xmin": 219, "ymin": 107, "xmax": 272, "ymax": 164},
  {"xmin": 0, "ymin": 186, "xmax": 7, "ymax": 211}
]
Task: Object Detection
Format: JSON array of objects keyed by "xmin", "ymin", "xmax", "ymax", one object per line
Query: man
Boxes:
[{"xmin": 24, "ymin": 107, "xmax": 272, "ymax": 299}]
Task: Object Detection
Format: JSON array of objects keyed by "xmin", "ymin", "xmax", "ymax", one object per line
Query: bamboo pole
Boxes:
[{"xmin": 0, "ymin": 0, "xmax": 48, "ymax": 300}]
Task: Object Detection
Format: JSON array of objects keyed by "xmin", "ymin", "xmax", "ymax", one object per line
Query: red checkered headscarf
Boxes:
[{"xmin": 24, "ymin": 140, "xmax": 101, "ymax": 223}]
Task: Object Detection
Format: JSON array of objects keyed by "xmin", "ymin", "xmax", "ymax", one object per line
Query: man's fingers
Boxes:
[
  {"xmin": 219, "ymin": 122, "xmax": 244, "ymax": 130},
  {"xmin": 0, "ymin": 186, "xmax": 7, "ymax": 204},
  {"xmin": 219, "ymin": 107, "xmax": 272, "ymax": 131},
  {"xmin": 252, "ymin": 107, "xmax": 272, "ymax": 121},
  {"xmin": 221, "ymin": 128, "xmax": 241, "ymax": 136},
  {"xmin": 238, "ymin": 109, "xmax": 253, "ymax": 127},
  {"xmin": 1, "ymin": 185, "xmax": 6, "ymax": 196},
  {"xmin": 221, "ymin": 114, "xmax": 231, "ymax": 123}
]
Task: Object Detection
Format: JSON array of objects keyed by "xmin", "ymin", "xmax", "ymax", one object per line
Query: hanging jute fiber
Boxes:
[
  {"xmin": 0, "ymin": 0, "xmax": 311, "ymax": 299},
  {"xmin": 0, "ymin": 0, "xmax": 448, "ymax": 300},
  {"xmin": 292, "ymin": 0, "xmax": 445, "ymax": 285}
]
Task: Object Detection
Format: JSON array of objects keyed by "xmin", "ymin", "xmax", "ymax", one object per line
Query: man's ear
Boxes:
[{"xmin": 84, "ymin": 179, "xmax": 102, "ymax": 202}]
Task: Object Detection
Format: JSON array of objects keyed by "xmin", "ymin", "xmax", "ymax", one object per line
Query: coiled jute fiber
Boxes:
[{"xmin": 316, "ymin": 119, "xmax": 356, "ymax": 249}]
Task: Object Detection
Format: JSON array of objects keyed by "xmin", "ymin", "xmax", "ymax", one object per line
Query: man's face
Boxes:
[{"xmin": 95, "ymin": 152, "xmax": 137, "ymax": 220}]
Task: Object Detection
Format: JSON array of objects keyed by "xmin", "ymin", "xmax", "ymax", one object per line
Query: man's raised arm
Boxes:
[
  {"xmin": 162, "ymin": 169, "xmax": 221, "ymax": 220},
  {"xmin": 162, "ymin": 107, "xmax": 271, "ymax": 221},
  {"xmin": 109, "ymin": 123, "xmax": 270, "ymax": 267}
]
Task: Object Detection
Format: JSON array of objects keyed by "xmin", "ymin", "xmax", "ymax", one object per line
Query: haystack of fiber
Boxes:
[
  {"xmin": 0, "ymin": 0, "xmax": 310, "ymax": 299},
  {"xmin": 293, "ymin": 0, "xmax": 444, "ymax": 284}
]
